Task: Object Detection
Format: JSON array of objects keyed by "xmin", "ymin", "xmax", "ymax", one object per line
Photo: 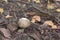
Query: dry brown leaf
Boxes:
[
  {"xmin": 5, "ymin": 15, "xmax": 13, "ymax": 19},
  {"xmin": 56, "ymin": 9, "xmax": 60, "ymax": 12},
  {"xmin": 0, "ymin": 8, "xmax": 4, "ymax": 14},
  {"xmin": 44, "ymin": 20, "xmax": 54, "ymax": 26},
  {"xmin": 18, "ymin": 29, "xmax": 24, "ymax": 32},
  {"xmin": 31, "ymin": 15, "xmax": 41, "ymax": 23}
]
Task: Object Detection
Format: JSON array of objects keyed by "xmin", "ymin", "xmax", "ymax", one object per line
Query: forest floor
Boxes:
[{"xmin": 0, "ymin": 0, "xmax": 60, "ymax": 40}]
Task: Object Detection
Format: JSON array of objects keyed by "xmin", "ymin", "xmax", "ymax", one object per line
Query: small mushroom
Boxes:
[
  {"xmin": 31, "ymin": 15, "xmax": 41, "ymax": 23},
  {"xmin": 43, "ymin": 20, "xmax": 57, "ymax": 29},
  {"xmin": 44, "ymin": 20, "xmax": 54, "ymax": 26},
  {"xmin": 18, "ymin": 18, "xmax": 31, "ymax": 29}
]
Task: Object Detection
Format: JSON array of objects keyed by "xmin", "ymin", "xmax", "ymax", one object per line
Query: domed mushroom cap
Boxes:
[{"xmin": 18, "ymin": 18, "xmax": 31, "ymax": 28}]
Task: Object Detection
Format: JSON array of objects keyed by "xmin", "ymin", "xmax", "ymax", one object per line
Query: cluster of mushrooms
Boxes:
[{"xmin": 18, "ymin": 16, "xmax": 57, "ymax": 31}]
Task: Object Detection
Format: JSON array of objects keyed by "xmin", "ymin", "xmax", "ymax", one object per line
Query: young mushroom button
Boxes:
[{"xmin": 18, "ymin": 18, "xmax": 31, "ymax": 28}]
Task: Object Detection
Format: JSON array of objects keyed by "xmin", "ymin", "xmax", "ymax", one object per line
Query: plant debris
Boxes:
[{"xmin": 0, "ymin": 0, "xmax": 60, "ymax": 40}]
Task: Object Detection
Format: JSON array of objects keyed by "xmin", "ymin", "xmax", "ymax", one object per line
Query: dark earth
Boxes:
[{"xmin": 0, "ymin": 0, "xmax": 60, "ymax": 40}]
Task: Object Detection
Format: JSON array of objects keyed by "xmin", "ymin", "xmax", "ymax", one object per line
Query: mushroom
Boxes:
[
  {"xmin": 18, "ymin": 18, "xmax": 31, "ymax": 32},
  {"xmin": 18, "ymin": 18, "xmax": 31, "ymax": 29},
  {"xmin": 31, "ymin": 15, "xmax": 41, "ymax": 23},
  {"xmin": 43, "ymin": 20, "xmax": 57, "ymax": 29}
]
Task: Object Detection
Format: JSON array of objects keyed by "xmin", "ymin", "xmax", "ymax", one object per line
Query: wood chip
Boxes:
[
  {"xmin": 5, "ymin": 15, "xmax": 13, "ymax": 19},
  {"xmin": 7, "ymin": 22, "xmax": 18, "ymax": 32},
  {"xmin": 0, "ymin": 28, "xmax": 11, "ymax": 38},
  {"xmin": 0, "ymin": 19, "xmax": 4, "ymax": 24},
  {"xmin": 26, "ymin": 12, "xmax": 36, "ymax": 15}
]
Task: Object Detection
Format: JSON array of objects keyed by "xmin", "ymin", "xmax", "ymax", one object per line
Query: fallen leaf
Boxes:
[
  {"xmin": 5, "ymin": 15, "xmax": 13, "ymax": 19},
  {"xmin": 0, "ymin": 8, "xmax": 4, "ymax": 14},
  {"xmin": 18, "ymin": 29, "xmax": 24, "ymax": 32}
]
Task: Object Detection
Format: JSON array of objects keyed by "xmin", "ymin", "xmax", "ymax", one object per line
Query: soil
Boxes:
[{"xmin": 0, "ymin": 0, "xmax": 60, "ymax": 40}]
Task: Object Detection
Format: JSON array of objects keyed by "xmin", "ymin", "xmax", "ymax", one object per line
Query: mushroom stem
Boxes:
[{"xmin": 31, "ymin": 19, "xmax": 35, "ymax": 23}]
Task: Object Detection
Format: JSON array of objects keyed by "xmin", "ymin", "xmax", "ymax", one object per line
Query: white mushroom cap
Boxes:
[{"xmin": 18, "ymin": 18, "xmax": 31, "ymax": 28}]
